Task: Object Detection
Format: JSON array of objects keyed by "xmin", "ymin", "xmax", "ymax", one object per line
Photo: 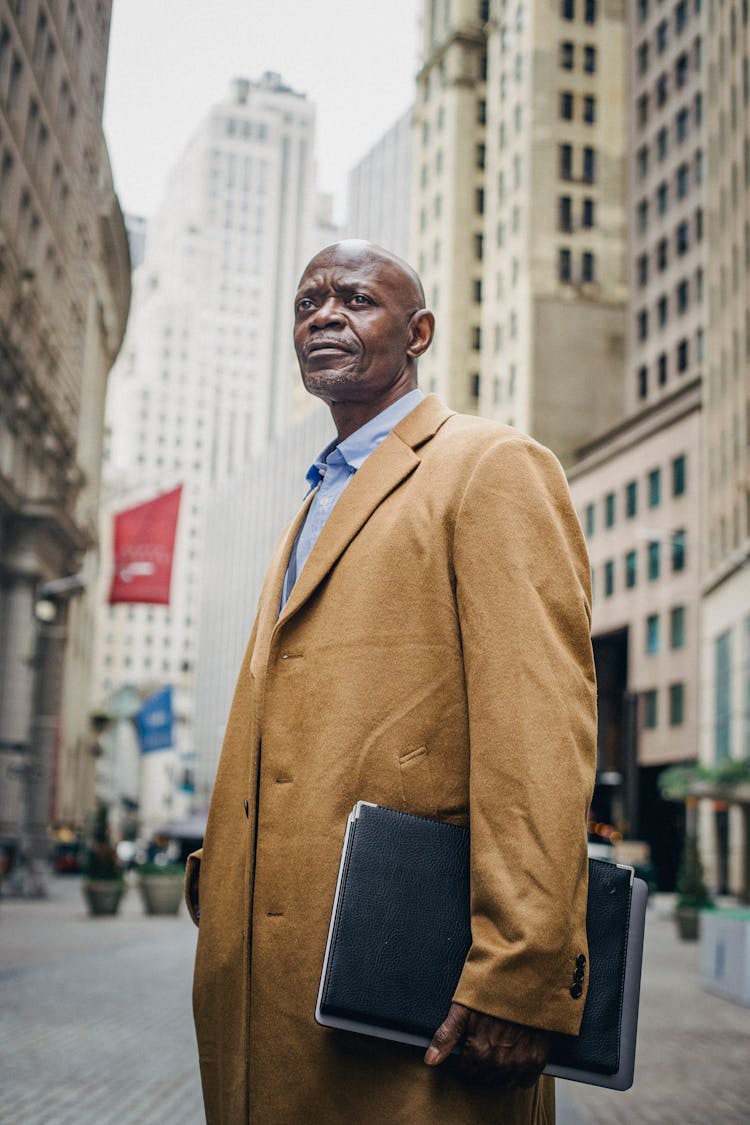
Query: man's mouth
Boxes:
[{"xmin": 305, "ymin": 340, "xmax": 352, "ymax": 357}]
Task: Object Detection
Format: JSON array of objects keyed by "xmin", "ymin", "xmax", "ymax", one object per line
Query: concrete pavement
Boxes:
[{"xmin": 1, "ymin": 879, "xmax": 748, "ymax": 1123}]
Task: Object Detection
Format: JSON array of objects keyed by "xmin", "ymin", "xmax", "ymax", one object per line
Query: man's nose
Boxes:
[{"xmin": 310, "ymin": 296, "xmax": 344, "ymax": 329}]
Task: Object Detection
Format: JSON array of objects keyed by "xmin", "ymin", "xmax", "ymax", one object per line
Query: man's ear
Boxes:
[{"xmin": 406, "ymin": 309, "xmax": 435, "ymax": 359}]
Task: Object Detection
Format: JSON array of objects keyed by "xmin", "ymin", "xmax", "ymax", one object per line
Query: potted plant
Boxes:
[
  {"xmin": 137, "ymin": 857, "xmax": 185, "ymax": 916},
  {"xmin": 674, "ymin": 833, "xmax": 713, "ymax": 941},
  {"xmin": 82, "ymin": 802, "xmax": 126, "ymax": 916}
]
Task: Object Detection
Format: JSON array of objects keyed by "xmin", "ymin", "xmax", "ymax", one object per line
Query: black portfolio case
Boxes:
[{"xmin": 316, "ymin": 802, "xmax": 647, "ymax": 1090}]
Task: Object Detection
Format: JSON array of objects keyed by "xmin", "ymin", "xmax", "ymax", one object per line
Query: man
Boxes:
[{"xmin": 188, "ymin": 240, "xmax": 597, "ymax": 1123}]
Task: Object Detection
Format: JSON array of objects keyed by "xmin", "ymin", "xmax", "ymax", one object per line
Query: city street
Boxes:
[{"xmin": 1, "ymin": 879, "xmax": 749, "ymax": 1124}]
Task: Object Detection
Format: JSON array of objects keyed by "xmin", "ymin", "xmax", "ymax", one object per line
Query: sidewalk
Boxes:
[{"xmin": 1, "ymin": 881, "xmax": 748, "ymax": 1123}]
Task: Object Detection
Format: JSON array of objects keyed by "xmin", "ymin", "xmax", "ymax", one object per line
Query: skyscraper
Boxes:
[
  {"xmin": 411, "ymin": 0, "xmax": 628, "ymax": 464},
  {"xmin": 96, "ymin": 73, "xmax": 318, "ymax": 833}
]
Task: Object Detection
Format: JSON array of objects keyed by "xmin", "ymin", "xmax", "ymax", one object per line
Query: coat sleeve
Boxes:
[
  {"xmin": 451, "ymin": 435, "xmax": 596, "ymax": 1038},
  {"xmin": 185, "ymin": 849, "xmax": 202, "ymax": 926}
]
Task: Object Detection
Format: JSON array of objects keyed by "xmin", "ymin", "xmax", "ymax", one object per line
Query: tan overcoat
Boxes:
[{"xmin": 189, "ymin": 396, "xmax": 597, "ymax": 1123}]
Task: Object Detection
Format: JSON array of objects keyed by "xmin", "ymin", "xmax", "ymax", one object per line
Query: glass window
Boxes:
[
  {"xmin": 638, "ymin": 41, "xmax": 650, "ymax": 74},
  {"xmin": 604, "ymin": 560, "xmax": 615, "ymax": 597},
  {"xmin": 585, "ymin": 502, "xmax": 595, "ymax": 536},
  {"xmin": 715, "ymin": 630, "xmax": 732, "ymax": 761},
  {"xmin": 583, "ymin": 45, "xmax": 597, "ymax": 73},
  {"xmin": 672, "ymin": 528, "xmax": 687, "ymax": 571},
  {"xmin": 561, "ymin": 0, "xmax": 575, "ymax": 18},
  {"xmin": 625, "ymin": 549, "xmax": 638, "ymax": 588},
  {"xmin": 648, "ymin": 539, "xmax": 661, "ymax": 580},
  {"xmin": 670, "ymin": 605, "xmax": 686, "ymax": 648},
  {"xmin": 605, "ymin": 492, "xmax": 616, "ymax": 527},
  {"xmin": 657, "ymin": 181, "xmax": 669, "ymax": 214},
  {"xmin": 582, "ymin": 251, "xmax": 595, "ymax": 282},
  {"xmin": 672, "ymin": 455, "xmax": 686, "ymax": 496},
  {"xmin": 648, "ymin": 468, "xmax": 661, "ymax": 507},
  {"xmin": 560, "ymin": 143, "xmax": 573, "ymax": 179},
  {"xmin": 638, "ymin": 365, "xmax": 648, "ymax": 399},
  {"xmin": 559, "ymin": 195, "xmax": 573, "ymax": 231},
  {"xmin": 658, "ymin": 295, "xmax": 668, "ymax": 326},
  {"xmin": 677, "ymin": 337, "xmax": 689, "ymax": 371},
  {"xmin": 559, "ymin": 247, "xmax": 572, "ymax": 282},
  {"xmin": 658, "ymin": 353, "xmax": 668, "ymax": 384},
  {"xmin": 560, "ymin": 41, "xmax": 575, "ymax": 69},
  {"xmin": 657, "ymin": 237, "xmax": 668, "ymax": 270},
  {"xmin": 676, "ymin": 279, "xmax": 689, "ymax": 313},
  {"xmin": 582, "ymin": 198, "xmax": 595, "ymax": 228},
  {"xmin": 626, "ymin": 480, "xmax": 638, "ymax": 517},
  {"xmin": 646, "ymin": 613, "xmax": 660, "ymax": 654},
  {"xmin": 583, "ymin": 147, "xmax": 596, "ymax": 183},
  {"xmin": 676, "ymin": 107, "xmax": 689, "ymax": 141},
  {"xmin": 643, "ymin": 689, "xmax": 658, "ymax": 728},
  {"xmin": 560, "ymin": 91, "xmax": 574, "ymax": 119},
  {"xmin": 657, "ymin": 126, "xmax": 669, "ymax": 160},
  {"xmin": 583, "ymin": 95, "xmax": 596, "ymax": 124},
  {"xmin": 669, "ymin": 683, "xmax": 685, "ymax": 726},
  {"xmin": 656, "ymin": 20, "xmax": 668, "ymax": 52},
  {"xmin": 584, "ymin": 0, "xmax": 597, "ymax": 23}
]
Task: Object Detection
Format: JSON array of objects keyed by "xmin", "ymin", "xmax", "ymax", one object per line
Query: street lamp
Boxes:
[{"xmin": 8, "ymin": 574, "xmax": 85, "ymax": 898}]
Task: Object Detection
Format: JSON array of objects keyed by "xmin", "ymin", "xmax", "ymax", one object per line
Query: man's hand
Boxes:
[{"xmin": 424, "ymin": 1002, "xmax": 550, "ymax": 1089}]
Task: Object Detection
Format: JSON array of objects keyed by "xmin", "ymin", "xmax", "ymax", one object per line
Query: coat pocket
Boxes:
[{"xmin": 398, "ymin": 746, "xmax": 437, "ymax": 817}]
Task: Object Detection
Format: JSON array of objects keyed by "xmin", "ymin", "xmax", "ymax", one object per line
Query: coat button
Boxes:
[
  {"xmin": 570, "ymin": 982, "xmax": 583, "ymax": 999},
  {"xmin": 576, "ymin": 953, "xmax": 586, "ymax": 968},
  {"xmin": 574, "ymin": 967, "xmax": 585, "ymax": 983},
  {"xmin": 243, "ymin": 799, "xmax": 249, "ymax": 817}
]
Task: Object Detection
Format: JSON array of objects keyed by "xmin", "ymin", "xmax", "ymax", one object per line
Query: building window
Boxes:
[
  {"xmin": 677, "ymin": 337, "xmax": 689, "ymax": 371},
  {"xmin": 646, "ymin": 613, "xmax": 660, "ymax": 654},
  {"xmin": 582, "ymin": 147, "xmax": 596, "ymax": 183},
  {"xmin": 658, "ymin": 295, "xmax": 668, "ymax": 327},
  {"xmin": 559, "ymin": 247, "xmax": 572, "ymax": 283},
  {"xmin": 658, "ymin": 353, "xmax": 668, "ymax": 384},
  {"xmin": 676, "ymin": 162, "xmax": 690, "ymax": 198},
  {"xmin": 676, "ymin": 107, "xmax": 689, "ymax": 141},
  {"xmin": 637, "ymin": 145, "xmax": 649, "ymax": 179},
  {"xmin": 637, "ymin": 253, "xmax": 649, "ymax": 287},
  {"xmin": 583, "ymin": 95, "xmax": 596, "ymax": 124},
  {"xmin": 584, "ymin": 0, "xmax": 597, "ymax": 23},
  {"xmin": 656, "ymin": 20, "xmax": 668, "ymax": 52},
  {"xmin": 648, "ymin": 539, "xmax": 661, "ymax": 580},
  {"xmin": 560, "ymin": 143, "xmax": 573, "ymax": 180},
  {"xmin": 638, "ymin": 309, "xmax": 649, "ymax": 340},
  {"xmin": 648, "ymin": 467, "xmax": 661, "ymax": 507},
  {"xmin": 605, "ymin": 492, "xmax": 616, "ymax": 528},
  {"xmin": 672, "ymin": 528, "xmax": 687, "ymax": 571},
  {"xmin": 670, "ymin": 606, "xmax": 686, "ymax": 648},
  {"xmin": 638, "ymin": 365, "xmax": 648, "ymax": 399},
  {"xmin": 657, "ymin": 73, "xmax": 669, "ymax": 107},
  {"xmin": 669, "ymin": 683, "xmax": 685, "ymax": 726},
  {"xmin": 582, "ymin": 198, "xmax": 595, "ymax": 228},
  {"xmin": 643, "ymin": 689, "xmax": 658, "ymax": 729},
  {"xmin": 657, "ymin": 181, "xmax": 669, "ymax": 214},
  {"xmin": 675, "ymin": 52, "xmax": 689, "ymax": 87},
  {"xmin": 604, "ymin": 559, "xmax": 615, "ymax": 597},
  {"xmin": 585, "ymin": 502, "xmax": 595, "ymax": 536},
  {"xmin": 637, "ymin": 93, "xmax": 650, "ymax": 128},
  {"xmin": 675, "ymin": 1, "xmax": 688, "ymax": 34},
  {"xmin": 560, "ymin": 91, "xmax": 574, "ymax": 119},
  {"xmin": 638, "ymin": 199, "xmax": 649, "ymax": 233},
  {"xmin": 672, "ymin": 454, "xmax": 686, "ymax": 496},
  {"xmin": 657, "ymin": 126, "xmax": 669, "ymax": 160},
  {"xmin": 561, "ymin": 0, "xmax": 575, "ymax": 19},
  {"xmin": 582, "ymin": 251, "xmax": 595, "ymax": 283},
  {"xmin": 638, "ymin": 41, "xmax": 650, "ymax": 75},
  {"xmin": 625, "ymin": 480, "xmax": 638, "ymax": 518},
  {"xmin": 657, "ymin": 237, "xmax": 668, "ymax": 270},
  {"xmin": 623, "ymin": 549, "xmax": 637, "ymax": 589},
  {"xmin": 583, "ymin": 45, "xmax": 597, "ymax": 73},
  {"xmin": 471, "ymin": 325, "xmax": 482, "ymax": 350},
  {"xmin": 560, "ymin": 41, "xmax": 575, "ymax": 69},
  {"xmin": 473, "ymin": 278, "xmax": 482, "ymax": 302},
  {"xmin": 559, "ymin": 196, "xmax": 573, "ymax": 231},
  {"xmin": 676, "ymin": 220, "xmax": 689, "ymax": 255},
  {"xmin": 676, "ymin": 279, "xmax": 689, "ymax": 313},
  {"xmin": 715, "ymin": 631, "xmax": 732, "ymax": 761}
]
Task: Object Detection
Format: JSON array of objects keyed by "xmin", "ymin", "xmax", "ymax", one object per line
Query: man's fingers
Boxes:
[{"xmin": 424, "ymin": 1002, "xmax": 469, "ymax": 1066}]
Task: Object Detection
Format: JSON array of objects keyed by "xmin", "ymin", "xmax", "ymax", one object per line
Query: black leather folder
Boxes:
[{"xmin": 316, "ymin": 802, "xmax": 647, "ymax": 1090}]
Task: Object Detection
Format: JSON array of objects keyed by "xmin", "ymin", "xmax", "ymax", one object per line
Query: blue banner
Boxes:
[{"xmin": 135, "ymin": 686, "xmax": 174, "ymax": 754}]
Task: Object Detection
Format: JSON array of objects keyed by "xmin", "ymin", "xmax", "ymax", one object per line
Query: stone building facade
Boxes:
[{"xmin": 0, "ymin": 0, "xmax": 130, "ymax": 869}]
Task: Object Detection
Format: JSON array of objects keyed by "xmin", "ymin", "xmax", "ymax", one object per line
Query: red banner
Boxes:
[{"xmin": 108, "ymin": 486, "xmax": 183, "ymax": 605}]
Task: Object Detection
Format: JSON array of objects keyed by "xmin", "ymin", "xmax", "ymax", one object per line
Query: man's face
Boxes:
[{"xmin": 293, "ymin": 245, "xmax": 426, "ymax": 406}]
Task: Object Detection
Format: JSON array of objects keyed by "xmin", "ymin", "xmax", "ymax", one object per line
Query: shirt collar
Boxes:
[{"xmin": 305, "ymin": 388, "xmax": 424, "ymax": 491}]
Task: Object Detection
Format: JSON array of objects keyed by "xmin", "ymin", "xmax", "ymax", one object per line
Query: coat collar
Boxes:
[{"xmin": 272, "ymin": 394, "xmax": 453, "ymax": 632}]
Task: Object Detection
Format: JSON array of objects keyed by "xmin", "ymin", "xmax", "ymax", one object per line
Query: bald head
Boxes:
[{"xmin": 299, "ymin": 239, "xmax": 426, "ymax": 312}]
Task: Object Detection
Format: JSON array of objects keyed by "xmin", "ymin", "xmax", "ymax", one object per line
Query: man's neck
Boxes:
[{"xmin": 328, "ymin": 382, "xmax": 419, "ymax": 442}]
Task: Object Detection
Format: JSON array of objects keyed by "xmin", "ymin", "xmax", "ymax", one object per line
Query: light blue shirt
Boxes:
[{"xmin": 281, "ymin": 388, "xmax": 424, "ymax": 610}]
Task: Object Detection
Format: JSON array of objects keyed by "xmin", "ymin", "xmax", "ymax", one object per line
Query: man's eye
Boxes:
[
  {"xmin": 349, "ymin": 294, "xmax": 371, "ymax": 306},
  {"xmin": 296, "ymin": 298, "xmax": 315, "ymax": 313}
]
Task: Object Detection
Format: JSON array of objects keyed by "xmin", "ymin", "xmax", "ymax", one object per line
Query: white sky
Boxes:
[{"xmin": 103, "ymin": 0, "xmax": 421, "ymax": 222}]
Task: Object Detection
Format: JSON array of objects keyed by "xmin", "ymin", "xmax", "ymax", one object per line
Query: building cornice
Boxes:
[{"xmin": 567, "ymin": 378, "xmax": 702, "ymax": 479}]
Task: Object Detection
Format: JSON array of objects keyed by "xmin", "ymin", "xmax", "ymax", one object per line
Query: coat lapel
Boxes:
[{"xmin": 275, "ymin": 395, "xmax": 453, "ymax": 630}]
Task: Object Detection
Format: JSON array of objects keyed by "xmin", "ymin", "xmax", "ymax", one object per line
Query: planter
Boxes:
[
  {"xmin": 84, "ymin": 878, "xmax": 126, "ymax": 916},
  {"xmin": 138, "ymin": 872, "xmax": 184, "ymax": 916},
  {"xmin": 675, "ymin": 906, "xmax": 701, "ymax": 941}
]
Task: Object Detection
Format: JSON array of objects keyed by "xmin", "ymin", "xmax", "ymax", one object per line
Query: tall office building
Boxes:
[
  {"xmin": 95, "ymin": 73, "xmax": 318, "ymax": 834},
  {"xmin": 627, "ymin": 0, "xmax": 706, "ymax": 415},
  {"xmin": 411, "ymin": 0, "xmax": 628, "ymax": 463},
  {"xmin": 346, "ymin": 107, "xmax": 413, "ymax": 257},
  {"xmin": 0, "ymin": 0, "xmax": 130, "ymax": 860},
  {"xmin": 700, "ymin": 0, "xmax": 750, "ymax": 894}
]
